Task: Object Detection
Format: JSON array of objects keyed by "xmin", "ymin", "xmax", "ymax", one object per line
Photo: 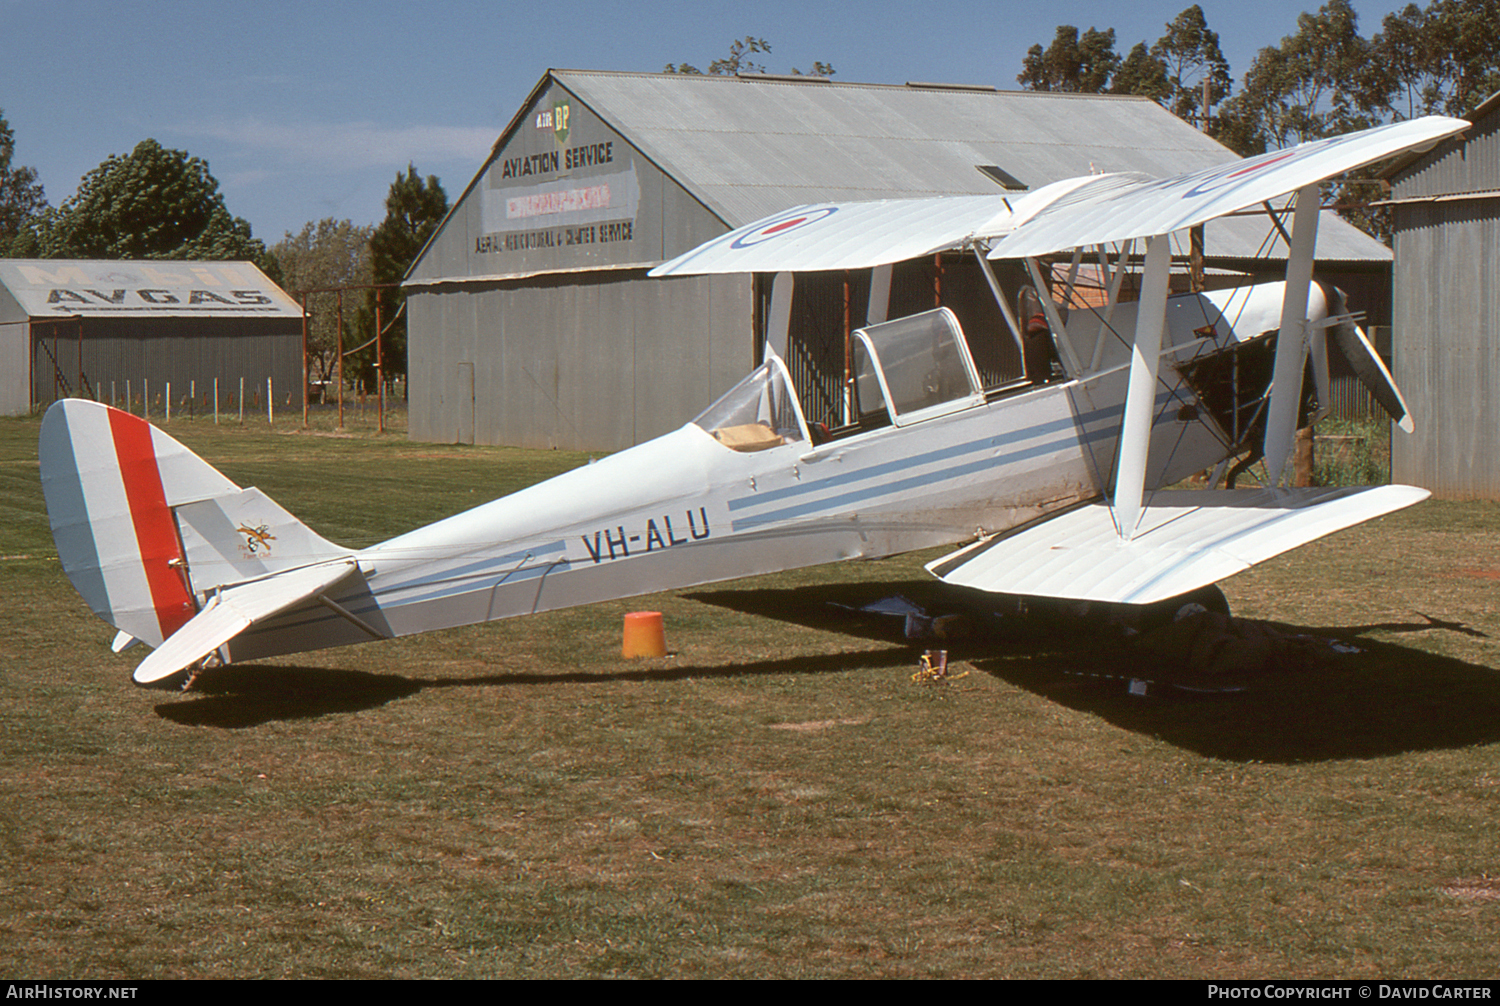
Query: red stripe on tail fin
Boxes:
[{"xmin": 106, "ymin": 409, "xmax": 196, "ymax": 640}]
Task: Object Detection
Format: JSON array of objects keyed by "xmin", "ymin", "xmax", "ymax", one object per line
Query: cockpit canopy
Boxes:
[
  {"xmin": 696, "ymin": 307, "xmax": 990, "ymax": 452},
  {"xmin": 693, "ymin": 357, "xmax": 807, "ymax": 452},
  {"xmin": 852, "ymin": 308, "xmax": 984, "ymax": 427}
]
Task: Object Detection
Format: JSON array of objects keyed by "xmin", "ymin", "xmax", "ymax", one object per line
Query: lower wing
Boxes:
[{"xmin": 927, "ymin": 485, "xmax": 1429, "ymax": 605}]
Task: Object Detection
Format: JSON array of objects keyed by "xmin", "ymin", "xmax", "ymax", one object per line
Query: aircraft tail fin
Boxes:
[{"xmin": 39, "ymin": 399, "xmax": 350, "ymax": 651}]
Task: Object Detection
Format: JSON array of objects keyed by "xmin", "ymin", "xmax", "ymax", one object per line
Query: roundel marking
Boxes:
[
  {"xmin": 729, "ymin": 206, "xmax": 839, "ymax": 249},
  {"xmin": 1226, "ymin": 149, "xmax": 1300, "ymax": 180},
  {"xmin": 1184, "ymin": 147, "xmax": 1309, "ymax": 198}
]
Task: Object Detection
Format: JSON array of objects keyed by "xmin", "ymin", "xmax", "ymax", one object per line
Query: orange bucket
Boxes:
[{"xmin": 621, "ymin": 611, "xmax": 667, "ymax": 658}]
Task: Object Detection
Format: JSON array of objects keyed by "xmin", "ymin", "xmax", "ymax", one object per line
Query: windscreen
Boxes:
[
  {"xmin": 693, "ymin": 359, "xmax": 806, "ymax": 452},
  {"xmin": 855, "ymin": 309, "xmax": 979, "ymax": 419}
]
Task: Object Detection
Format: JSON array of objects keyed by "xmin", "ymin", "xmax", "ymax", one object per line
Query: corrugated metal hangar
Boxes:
[
  {"xmin": 0, "ymin": 260, "xmax": 302, "ymax": 416},
  {"xmin": 406, "ymin": 69, "xmax": 1396, "ymax": 451},
  {"xmin": 1385, "ymin": 92, "xmax": 1500, "ymax": 498}
]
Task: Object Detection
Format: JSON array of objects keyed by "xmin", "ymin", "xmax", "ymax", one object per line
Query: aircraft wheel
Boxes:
[{"xmin": 1133, "ymin": 583, "xmax": 1230, "ymax": 634}]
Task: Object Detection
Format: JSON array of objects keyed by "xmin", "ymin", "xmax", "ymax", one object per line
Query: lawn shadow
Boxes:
[
  {"xmin": 159, "ymin": 579, "xmax": 1500, "ymax": 755},
  {"xmin": 154, "ymin": 665, "xmax": 423, "ymax": 728},
  {"xmin": 155, "ymin": 635, "xmax": 918, "ymax": 729},
  {"xmin": 689, "ymin": 580, "xmax": 1500, "ymax": 764},
  {"xmin": 975, "ymin": 626, "xmax": 1500, "ymax": 763}
]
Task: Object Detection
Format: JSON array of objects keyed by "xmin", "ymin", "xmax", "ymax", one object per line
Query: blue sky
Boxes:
[{"xmin": 0, "ymin": 0, "xmax": 1416, "ymax": 245}]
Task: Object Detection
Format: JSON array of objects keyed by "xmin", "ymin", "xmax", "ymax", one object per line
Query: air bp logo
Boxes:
[{"xmin": 553, "ymin": 102, "xmax": 571, "ymax": 146}]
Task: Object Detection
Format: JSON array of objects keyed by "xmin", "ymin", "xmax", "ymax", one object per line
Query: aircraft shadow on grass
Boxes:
[
  {"xmin": 157, "ymin": 577, "xmax": 1500, "ymax": 762},
  {"xmin": 686, "ymin": 580, "xmax": 1500, "ymax": 764},
  {"xmin": 155, "ymin": 667, "xmax": 422, "ymax": 730},
  {"xmin": 153, "ymin": 634, "xmax": 921, "ymax": 730}
]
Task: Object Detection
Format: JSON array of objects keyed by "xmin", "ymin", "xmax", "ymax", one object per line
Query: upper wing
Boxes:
[
  {"xmin": 650, "ymin": 117, "xmax": 1466, "ymax": 277},
  {"xmin": 648, "ymin": 175, "xmax": 1145, "ymax": 277},
  {"xmin": 987, "ymin": 116, "xmax": 1469, "ymax": 260},
  {"xmin": 649, "ymin": 196, "xmax": 1015, "ymax": 277}
]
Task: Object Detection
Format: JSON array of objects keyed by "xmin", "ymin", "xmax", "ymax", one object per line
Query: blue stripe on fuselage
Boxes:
[
  {"xmin": 728, "ymin": 387, "xmax": 1184, "ymax": 530},
  {"xmin": 370, "ymin": 539, "xmax": 568, "ymax": 595}
]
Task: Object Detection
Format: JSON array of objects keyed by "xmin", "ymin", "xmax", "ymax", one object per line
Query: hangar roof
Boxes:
[
  {"xmin": 0, "ymin": 260, "xmax": 300, "ymax": 320},
  {"xmin": 508, "ymin": 70, "xmax": 1388, "ymax": 264},
  {"xmin": 553, "ymin": 72, "xmax": 1226, "ymax": 223}
]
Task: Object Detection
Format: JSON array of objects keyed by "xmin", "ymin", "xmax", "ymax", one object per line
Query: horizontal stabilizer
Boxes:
[
  {"xmin": 132, "ymin": 559, "xmax": 362, "ymax": 685},
  {"xmin": 927, "ymin": 486, "xmax": 1430, "ymax": 605}
]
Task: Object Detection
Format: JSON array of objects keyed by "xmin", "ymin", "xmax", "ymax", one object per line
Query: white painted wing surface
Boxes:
[
  {"xmin": 649, "ymin": 174, "xmax": 1151, "ymax": 277},
  {"xmin": 649, "ymin": 196, "xmax": 1015, "ymax": 276},
  {"xmin": 926, "ymin": 485, "xmax": 1430, "ymax": 606},
  {"xmin": 988, "ymin": 116, "xmax": 1469, "ymax": 260},
  {"xmin": 132, "ymin": 558, "xmax": 360, "ymax": 684}
]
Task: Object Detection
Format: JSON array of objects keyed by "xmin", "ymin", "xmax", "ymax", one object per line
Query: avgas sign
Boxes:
[{"xmin": 0, "ymin": 261, "xmax": 300, "ymax": 318}]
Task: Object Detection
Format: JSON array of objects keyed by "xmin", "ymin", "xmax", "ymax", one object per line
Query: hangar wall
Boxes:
[
  {"xmin": 407, "ymin": 75, "xmax": 744, "ymax": 449},
  {"xmin": 27, "ymin": 317, "xmax": 302, "ymax": 411},
  {"xmin": 409, "ymin": 271, "xmax": 751, "ymax": 450},
  {"xmin": 1388, "ymin": 95, "xmax": 1500, "ymax": 497},
  {"xmin": 0, "ymin": 286, "xmax": 28, "ymax": 415}
]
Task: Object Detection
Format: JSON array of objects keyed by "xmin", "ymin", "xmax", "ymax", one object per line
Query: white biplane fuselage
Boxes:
[
  {"xmin": 270, "ymin": 299, "xmax": 1197, "ymax": 656},
  {"xmin": 37, "ymin": 115, "xmax": 1470, "ymax": 685}
]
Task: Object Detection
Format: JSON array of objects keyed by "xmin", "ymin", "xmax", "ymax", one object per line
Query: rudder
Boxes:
[{"xmin": 39, "ymin": 399, "xmax": 349, "ymax": 650}]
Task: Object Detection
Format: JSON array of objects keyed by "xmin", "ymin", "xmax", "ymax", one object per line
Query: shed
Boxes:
[
  {"xmin": 0, "ymin": 259, "xmax": 303, "ymax": 417},
  {"xmin": 406, "ymin": 69, "xmax": 1396, "ymax": 451},
  {"xmin": 1384, "ymin": 93, "xmax": 1500, "ymax": 497}
]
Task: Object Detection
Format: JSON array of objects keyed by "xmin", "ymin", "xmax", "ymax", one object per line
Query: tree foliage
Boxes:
[
  {"xmin": 1366, "ymin": 3, "xmax": 1449, "ymax": 119},
  {"xmin": 271, "ymin": 219, "xmax": 375, "ymax": 384},
  {"xmin": 0, "ymin": 108, "xmax": 47, "ymax": 255},
  {"xmin": 1217, "ymin": 0, "xmax": 1373, "ymax": 154},
  {"xmin": 1367, "ymin": 0, "xmax": 1500, "ymax": 120},
  {"xmin": 1017, "ymin": 26, "xmax": 1121, "ymax": 93},
  {"xmin": 1435, "ymin": 0, "xmax": 1500, "ymax": 115},
  {"xmin": 1151, "ymin": 5, "xmax": 1233, "ymax": 126},
  {"xmin": 665, "ymin": 36, "xmax": 835, "ymax": 77},
  {"xmin": 1015, "ymin": 10, "xmax": 1232, "ymax": 115},
  {"xmin": 361, "ymin": 166, "xmax": 448, "ymax": 384},
  {"xmin": 30, "ymin": 139, "xmax": 271, "ymax": 269},
  {"xmin": 1018, "ymin": 1, "xmax": 1500, "ymax": 238},
  {"xmin": 1111, "ymin": 43, "xmax": 1171, "ymax": 103},
  {"xmin": 1210, "ymin": 0, "xmax": 1499, "ymax": 160}
]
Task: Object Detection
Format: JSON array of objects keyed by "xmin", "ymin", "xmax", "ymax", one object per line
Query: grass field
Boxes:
[{"xmin": 1, "ymin": 410, "xmax": 1498, "ymax": 978}]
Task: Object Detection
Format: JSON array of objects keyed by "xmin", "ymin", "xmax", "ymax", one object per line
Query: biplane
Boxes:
[{"xmin": 38, "ymin": 115, "xmax": 1468, "ymax": 686}]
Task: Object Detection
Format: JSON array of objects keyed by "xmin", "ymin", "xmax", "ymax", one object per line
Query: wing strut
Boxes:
[
  {"xmin": 1263, "ymin": 185, "xmax": 1321, "ymax": 486},
  {"xmin": 868, "ymin": 263, "xmax": 892, "ymax": 324},
  {"xmin": 1088, "ymin": 239, "xmax": 1134, "ymax": 372},
  {"xmin": 765, "ymin": 271, "xmax": 794, "ymax": 362},
  {"xmin": 1024, "ymin": 257, "xmax": 1084, "ymax": 376},
  {"xmin": 972, "ymin": 246, "xmax": 1026, "ymax": 360},
  {"xmin": 1111, "ymin": 233, "xmax": 1173, "ymax": 541}
]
